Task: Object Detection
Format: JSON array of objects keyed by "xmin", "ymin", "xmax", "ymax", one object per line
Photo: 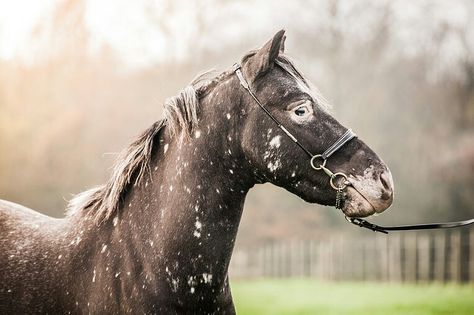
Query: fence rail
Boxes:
[{"xmin": 230, "ymin": 229, "xmax": 474, "ymax": 283}]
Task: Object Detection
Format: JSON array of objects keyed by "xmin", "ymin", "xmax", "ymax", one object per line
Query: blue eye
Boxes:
[{"xmin": 295, "ymin": 106, "xmax": 308, "ymax": 116}]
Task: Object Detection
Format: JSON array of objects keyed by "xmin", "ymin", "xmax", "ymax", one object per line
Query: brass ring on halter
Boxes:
[
  {"xmin": 310, "ymin": 155, "xmax": 326, "ymax": 170},
  {"xmin": 330, "ymin": 172, "xmax": 349, "ymax": 190}
]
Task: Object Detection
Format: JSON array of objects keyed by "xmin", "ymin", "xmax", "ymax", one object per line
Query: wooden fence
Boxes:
[{"xmin": 229, "ymin": 228, "xmax": 474, "ymax": 283}]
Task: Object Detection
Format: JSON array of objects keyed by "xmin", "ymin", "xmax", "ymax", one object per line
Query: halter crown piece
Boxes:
[{"xmin": 233, "ymin": 63, "xmax": 356, "ymax": 210}]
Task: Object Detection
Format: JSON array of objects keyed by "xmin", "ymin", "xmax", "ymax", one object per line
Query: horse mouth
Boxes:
[
  {"xmin": 342, "ymin": 185, "xmax": 391, "ymax": 218},
  {"xmin": 341, "ymin": 167, "xmax": 394, "ymax": 218}
]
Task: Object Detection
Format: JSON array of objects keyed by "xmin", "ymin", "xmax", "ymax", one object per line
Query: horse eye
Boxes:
[{"xmin": 294, "ymin": 106, "xmax": 308, "ymax": 116}]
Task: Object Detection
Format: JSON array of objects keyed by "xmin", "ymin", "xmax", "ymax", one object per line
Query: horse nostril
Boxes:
[{"xmin": 379, "ymin": 170, "xmax": 393, "ymax": 193}]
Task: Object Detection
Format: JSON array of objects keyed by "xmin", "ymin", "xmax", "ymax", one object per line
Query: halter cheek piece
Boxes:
[
  {"xmin": 233, "ymin": 63, "xmax": 474, "ymax": 234},
  {"xmin": 233, "ymin": 63, "xmax": 356, "ymax": 209}
]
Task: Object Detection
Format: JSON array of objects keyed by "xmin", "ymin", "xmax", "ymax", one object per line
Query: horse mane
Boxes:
[
  {"xmin": 66, "ymin": 70, "xmax": 229, "ymax": 224},
  {"xmin": 67, "ymin": 54, "xmax": 326, "ymax": 224},
  {"xmin": 66, "ymin": 120, "xmax": 165, "ymax": 223}
]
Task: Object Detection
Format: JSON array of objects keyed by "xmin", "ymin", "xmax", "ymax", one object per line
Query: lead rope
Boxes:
[
  {"xmin": 347, "ymin": 217, "xmax": 474, "ymax": 234},
  {"xmin": 233, "ymin": 63, "xmax": 356, "ymax": 209}
]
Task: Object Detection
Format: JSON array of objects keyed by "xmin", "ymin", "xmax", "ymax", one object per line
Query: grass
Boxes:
[{"xmin": 231, "ymin": 279, "xmax": 474, "ymax": 315}]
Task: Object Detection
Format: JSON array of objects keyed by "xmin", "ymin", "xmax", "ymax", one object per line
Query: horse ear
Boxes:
[
  {"xmin": 243, "ymin": 29, "xmax": 286, "ymax": 83},
  {"xmin": 279, "ymin": 34, "xmax": 286, "ymax": 53}
]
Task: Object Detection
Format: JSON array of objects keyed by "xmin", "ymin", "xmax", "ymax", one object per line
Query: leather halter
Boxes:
[
  {"xmin": 233, "ymin": 63, "xmax": 474, "ymax": 234},
  {"xmin": 233, "ymin": 63, "xmax": 355, "ymax": 209}
]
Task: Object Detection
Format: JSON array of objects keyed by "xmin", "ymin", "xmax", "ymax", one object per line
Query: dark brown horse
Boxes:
[{"xmin": 0, "ymin": 30, "xmax": 394, "ymax": 314}]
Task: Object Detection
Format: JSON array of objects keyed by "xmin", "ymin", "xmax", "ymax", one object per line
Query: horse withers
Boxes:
[{"xmin": 0, "ymin": 30, "xmax": 393, "ymax": 314}]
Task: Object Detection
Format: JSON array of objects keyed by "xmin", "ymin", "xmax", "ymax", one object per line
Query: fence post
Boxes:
[
  {"xmin": 404, "ymin": 233, "xmax": 417, "ymax": 282},
  {"xmin": 470, "ymin": 229, "xmax": 474, "ymax": 282},
  {"xmin": 388, "ymin": 234, "xmax": 402, "ymax": 282},
  {"xmin": 417, "ymin": 234, "xmax": 430, "ymax": 282},
  {"xmin": 450, "ymin": 230, "xmax": 461, "ymax": 283},
  {"xmin": 460, "ymin": 230, "xmax": 470, "ymax": 283},
  {"xmin": 434, "ymin": 232, "xmax": 446, "ymax": 283},
  {"xmin": 378, "ymin": 235, "xmax": 389, "ymax": 281},
  {"xmin": 303, "ymin": 240, "xmax": 311, "ymax": 277}
]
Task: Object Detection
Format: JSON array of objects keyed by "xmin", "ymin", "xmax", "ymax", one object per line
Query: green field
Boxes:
[{"xmin": 231, "ymin": 279, "xmax": 474, "ymax": 315}]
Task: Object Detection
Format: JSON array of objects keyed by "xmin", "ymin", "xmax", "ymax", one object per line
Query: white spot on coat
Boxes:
[
  {"xmin": 268, "ymin": 160, "xmax": 282, "ymax": 172},
  {"xmin": 195, "ymin": 220, "xmax": 202, "ymax": 229},
  {"xmin": 172, "ymin": 279, "xmax": 179, "ymax": 292},
  {"xmin": 269, "ymin": 136, "xmax": 281, "ymax": 148},
  {"xmin": 194, "ymin": 218, "xmax": 202, "ymax": 238},
  {"xmin": 203, "ymin": 273, "xmax": 213, "ymax": 284}
]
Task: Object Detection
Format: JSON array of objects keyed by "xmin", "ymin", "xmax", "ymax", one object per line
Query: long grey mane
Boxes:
[
  {"xmin": 66, "ymin": 70, "xmax": 225, "ymax": 223},
  {"xmin": 67, "ymin": 55, "xmax": 325, "ymax": 224}
]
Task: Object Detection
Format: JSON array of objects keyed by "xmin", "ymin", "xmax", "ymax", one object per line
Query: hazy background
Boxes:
[{"xmin": 1, "ymin": 0, "xmax": 473, "ymax": 249}]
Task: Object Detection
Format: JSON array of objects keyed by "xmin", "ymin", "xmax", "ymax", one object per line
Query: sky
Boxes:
[{"xmin": 0, "ymin": 0, "xmax": 472, "ymax": 73}]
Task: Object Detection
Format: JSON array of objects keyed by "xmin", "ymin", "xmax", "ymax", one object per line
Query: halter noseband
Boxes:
[{"xmin": 233, "ymin": 63, "xmax": 356, "ymax": 209}]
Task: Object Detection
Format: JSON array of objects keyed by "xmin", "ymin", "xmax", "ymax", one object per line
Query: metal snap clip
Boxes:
[{"xmin": 310, "ymin": 154, "xmax": 326, "ymax": 171}]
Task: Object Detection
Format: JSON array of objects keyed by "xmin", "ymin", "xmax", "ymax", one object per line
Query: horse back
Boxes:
[{"xmin": 0, "ymin": 199, "xmax": 69, "ymax": 313}]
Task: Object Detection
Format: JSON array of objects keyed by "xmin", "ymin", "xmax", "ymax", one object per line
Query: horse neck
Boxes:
[{"xmin": 111, "ymin": 85, "xmax": 254, "ymax": 294}]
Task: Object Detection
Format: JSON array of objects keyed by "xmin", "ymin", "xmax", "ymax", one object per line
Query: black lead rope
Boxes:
[{"xmin": 347, "ymin": 217, "xmax": 474, "ymax": 234}]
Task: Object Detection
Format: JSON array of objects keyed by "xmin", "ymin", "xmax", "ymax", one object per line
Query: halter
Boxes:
[
  {"xmin": 233, "ymin": 63, "xmax": 356, "ymax": 209},
  {"xmin": 233, "ymin": 62, "xmax": 474, "ymax": 234}
]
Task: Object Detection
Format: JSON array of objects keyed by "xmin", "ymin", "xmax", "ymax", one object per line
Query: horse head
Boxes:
[{"xmin": 235, "ymin": 30, "xmax": 394, "ymax": 217}]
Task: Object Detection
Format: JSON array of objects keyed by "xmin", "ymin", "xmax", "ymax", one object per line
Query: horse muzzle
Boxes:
[{"xmin": 343, "ymin": 166, "xmax": 394, "ymax": 217}]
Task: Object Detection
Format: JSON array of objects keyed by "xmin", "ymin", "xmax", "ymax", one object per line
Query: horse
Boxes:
[{"xmin": 0, "ymin": 30, "xmax": 394, "ymax": 314}]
